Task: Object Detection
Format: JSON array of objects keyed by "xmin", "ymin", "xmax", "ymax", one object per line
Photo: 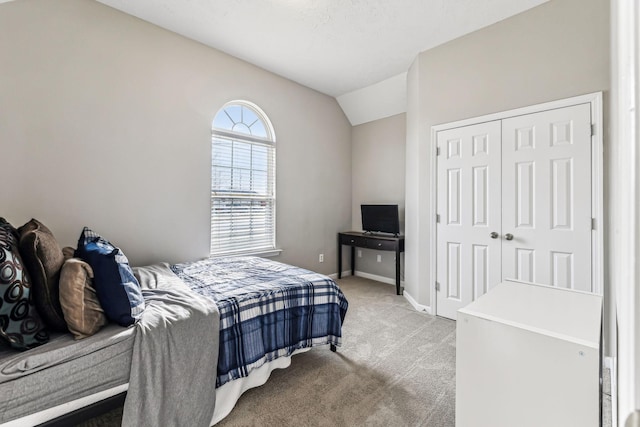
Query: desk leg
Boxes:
[
  {"xmin": 350, "ymin": 246, "xmax": 355, "ymax": 276},
  {"xmin": 338, "ymin": 237, "xmax": 342, "ymax": 279},
  {"xmin": 395, "ymin": 247, "xmax": 402, "ymax": 295}
]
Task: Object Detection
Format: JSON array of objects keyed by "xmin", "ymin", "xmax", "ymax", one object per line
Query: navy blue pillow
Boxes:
[{"xmin": 75, "ymin": 227, "xmax": 144, "ymax": 326}]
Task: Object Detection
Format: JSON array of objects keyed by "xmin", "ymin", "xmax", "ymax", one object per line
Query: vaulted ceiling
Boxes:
[{"xmin": 96, "ymin": 0, "xmax": 547, "ymax": 98}]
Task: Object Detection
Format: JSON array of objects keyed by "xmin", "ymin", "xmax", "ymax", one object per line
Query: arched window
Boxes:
[{"xmin": 211, "ymin": 101, "xmax": 276, "ymax": 255}]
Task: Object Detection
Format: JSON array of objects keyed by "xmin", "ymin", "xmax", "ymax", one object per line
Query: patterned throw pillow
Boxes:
[
  {"xmin": 75, "ymin": 227, "xmax": 144, "ymax": 327},
  {"xmin": 18, "ymin": 219, "xmax": 67, "ymax": 331},
  {"xmin": 0, "ymin": 218, "xmax": 49, "ymax": 350}
]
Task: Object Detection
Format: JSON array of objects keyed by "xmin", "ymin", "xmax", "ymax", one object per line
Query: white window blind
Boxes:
[{"xmin": 211, "ymin": 102, "xmax": 276, "ymax": 255}]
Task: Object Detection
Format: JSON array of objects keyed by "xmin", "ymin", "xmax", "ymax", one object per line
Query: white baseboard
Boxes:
[
  {"xmin": 350, "ymin": 270, "xmax": 404, "ymax": 287},
  {"xmin": 403, "ymin": 289, "xmax": 432, "ymax": 314},
  {"xmin": 328, "ymin": 270, "xmax": 352, "ymax": 280},
  {"xmin": 333, "ymin": 270, "xmax": 433, "ymax": 315}
]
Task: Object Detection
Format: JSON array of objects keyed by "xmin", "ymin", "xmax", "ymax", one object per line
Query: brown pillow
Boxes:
[
  {"xmin": 18, "ymin": 219, "xmax": 67, "ymax": 331},
  {"xmin": 62, "ymin": 246, "xmax": 75, "ymax": 261},
  {"xmin": 59, "ymin": 258, "xmax": 107, "ymax": 340}
]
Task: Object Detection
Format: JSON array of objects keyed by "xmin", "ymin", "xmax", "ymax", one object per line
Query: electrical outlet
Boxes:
[
  {"xmin": 376, "ymin": 254, "xmax": 382, "ymax": 263},
  {"xmin": 357, "ymin": 249, "xmax": 362, "ymax": 258},
  {"xmin": 319, "ymin": 253, "xmax": 324, "ymax": 263}
]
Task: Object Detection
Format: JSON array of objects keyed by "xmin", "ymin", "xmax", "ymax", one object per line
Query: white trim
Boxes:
[
  {"xmin": 606, "ymin": 356, "xmax": 618, "ymax": 427},
  {"xmin": 429, "ymin": 122, "xmax": 438, "ymax": 321},
  {"xmin": 256, "ymin": 249, "xmax": 283, "ymax": 257},
  {"xmin": 611, "ymin": 0, "xmax": 640, "ymax": 422},
  {"xmin": 431, "ymin": 92, "xmax": 604, "ymax": 133},
  {"xmin": 350, "ymin": 270, "xmax": 405, "ymax": 287},
  {"xmin": 430, "ymin": 92, "xmax": 605, "ymax": 317},
  {"xmin": 333, "ymin": 270, "xmax": 433, "ymax": 315},
  {"xmin": 332, "ymin": 270, "xmax": 400, "ymax": 286},
  {"xmin": 329, "ymin": 270, "xmax": 352, "ymax": 280},
  {"xmin": 208, "ymin": 248, "xmax": 283, "ymax": 258},
  {"xmin": 590, "ymin": 92, "xmax": 605, "ymax": 296},
  {"xmin": 403, "ymin": 289, "xmax": 433, "ymax": 314},
  {"xmin": 212, "ymin": 100, "xmax": 276, "ymax": 141},
  {"xmin": 212, "ymin": 129, "xmax": 275, "ymax": 146},
  {"xmin": 210, "ymin": 100, "xmax": 277, "ymax": 257}
]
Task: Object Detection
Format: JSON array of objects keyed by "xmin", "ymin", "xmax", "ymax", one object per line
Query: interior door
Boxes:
[
  {"xmin": 436, "ymin": 121, "xmax": 502, "ymax": 319},
  {"xmin": 501, "ymin": 103, "xmax": 592, "ymax": 291}
]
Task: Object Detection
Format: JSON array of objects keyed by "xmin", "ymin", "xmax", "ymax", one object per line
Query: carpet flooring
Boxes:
[
  {"xmin": 75, "ymin": 275, "xmax": 612, "ymax": 426},
  {"xmin": 78, "ymin": 276, "xmax": 457, "ymax": 426}
]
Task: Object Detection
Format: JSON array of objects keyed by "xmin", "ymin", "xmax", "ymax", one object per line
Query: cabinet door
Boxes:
[
  {"xmin": 501, "ymin": 103, "xmax": 592, "ymax": 291},
  {"xmin": 436, "ymin": 121, "xmax": 502, "ymax": 320}
]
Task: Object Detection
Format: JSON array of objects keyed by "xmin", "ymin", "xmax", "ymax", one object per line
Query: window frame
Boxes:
[{"xmin": 210, "ymin": 100, "xmax": 279, "ymax": 256}]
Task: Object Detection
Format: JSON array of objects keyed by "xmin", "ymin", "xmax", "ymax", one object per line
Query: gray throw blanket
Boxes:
[{"xmin": 122, "ymin": 264, "xmax": 220, "ymax": 427}]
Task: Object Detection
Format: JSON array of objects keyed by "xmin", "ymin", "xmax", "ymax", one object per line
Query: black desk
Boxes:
[{"xmin": 337, "ymin": 231, "xmax": 405, "ymax": 295}]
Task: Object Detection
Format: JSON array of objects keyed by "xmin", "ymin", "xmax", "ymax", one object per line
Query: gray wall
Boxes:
[
  {"xmin": 350, "ymin": 113, "xmax": 406, "ymax": 280},
  {"xmin": 405, "ymin": 0, "xmax": 610, "ymax": 311},
  {"xmin": 0, "ymin": 0, "xmax": 352, "ymax": 274}
]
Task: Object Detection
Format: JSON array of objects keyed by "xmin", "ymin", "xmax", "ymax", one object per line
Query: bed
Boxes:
[{"xmin": 0, "ymin": 255, "xmax": 349, "ymax": 426}]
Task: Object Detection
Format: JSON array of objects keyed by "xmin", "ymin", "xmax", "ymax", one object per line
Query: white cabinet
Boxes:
[{"xmin": 456, "ymin": 280, "xmax": 602, "ymax": 427}]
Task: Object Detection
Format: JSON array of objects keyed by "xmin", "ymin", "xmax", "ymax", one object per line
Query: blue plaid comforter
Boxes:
[{"xmin": 170, "ymin": 256, "xmax": 348, "ymax": 388}]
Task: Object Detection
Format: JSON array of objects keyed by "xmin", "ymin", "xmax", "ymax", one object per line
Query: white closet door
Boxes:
[
  {"xmin": 501, "ymin": 103, "xmax": 592, "ymax": 291},
  {"xmin": 436, "ymin": 121, "xmax": 502, "ymax": 320}
]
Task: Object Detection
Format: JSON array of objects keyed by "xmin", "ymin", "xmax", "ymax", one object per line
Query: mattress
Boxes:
[
  {"xmin": 0, "ymin": 325, "xmax": 134, "ymax": 424},
  {"xmin": 0, "ymin": 256, "xmax": 347, "ymax": 425},
  {"xmin": 0, "ymin": 347, "xmax": 310, "ymax": 427}
]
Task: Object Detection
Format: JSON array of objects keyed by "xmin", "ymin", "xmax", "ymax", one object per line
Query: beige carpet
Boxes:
[{"xmin": 79, "ymin": 276, "xmax": 457, "ymax": 426}]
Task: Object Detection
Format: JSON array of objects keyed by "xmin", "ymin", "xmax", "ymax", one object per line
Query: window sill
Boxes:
[
  {"xmin": 209, "ymin": 248, "xmax": 283, "ymax": 258},
  {"xmin": 252, "ymin": 248, "xmax": 282, "ymax": 258}
]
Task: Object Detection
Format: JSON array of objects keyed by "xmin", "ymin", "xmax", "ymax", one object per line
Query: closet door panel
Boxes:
[
  {"xmin": 436, "ymin": 121, "xmax": 502, "ymax": 319},
  {"xmin": 501, "ymin": 103, "xmax": 592, "ymax": 291}
]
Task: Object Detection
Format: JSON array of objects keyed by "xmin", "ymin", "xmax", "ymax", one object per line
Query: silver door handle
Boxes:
[
  {"xmin": 490, "ymin": 232, "xmax": 499, "ymax": 239},
  {"xmin": 505, "ymin": 233, "xmax": 514, "ymax": 241}
]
